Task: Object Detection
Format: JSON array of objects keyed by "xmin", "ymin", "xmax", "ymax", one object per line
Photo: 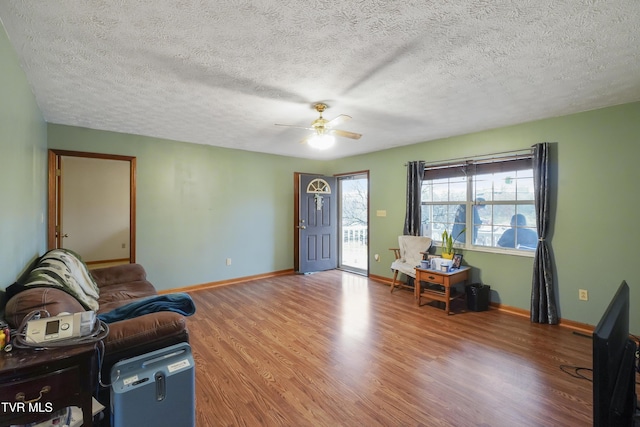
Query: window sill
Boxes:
[
  {"xmin": 436, "ymin": 244, "xmax": 536, "ymax": 258},
  {"xmin": 469, "ymin": 245, "xmax": 536, "ymax": 258}
]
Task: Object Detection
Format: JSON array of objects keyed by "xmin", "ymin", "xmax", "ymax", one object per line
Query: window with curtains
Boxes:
[{"xmin": 420, "ymin": 154, "xmax": 538, "ymax": 253}]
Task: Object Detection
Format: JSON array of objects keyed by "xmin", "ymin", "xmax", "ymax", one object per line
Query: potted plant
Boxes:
[{"xmin": 441, "ymin": 228, "xmax": 465, "ymax": 259}]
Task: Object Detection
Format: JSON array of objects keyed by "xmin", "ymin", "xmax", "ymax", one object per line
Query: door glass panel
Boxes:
[{"xmin": 339, "ymin": 174, "xmax": 368, "ymax": 275}]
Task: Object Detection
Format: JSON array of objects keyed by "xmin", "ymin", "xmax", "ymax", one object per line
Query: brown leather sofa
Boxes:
[{"xmin": 5, "ymin": 262, "xmax": 189, "ymax": 373}]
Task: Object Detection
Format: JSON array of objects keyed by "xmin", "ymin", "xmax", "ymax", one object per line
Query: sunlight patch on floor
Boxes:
[{"xmin": 340, "ymin": 272, "xmax": 370, "ymax": 340}]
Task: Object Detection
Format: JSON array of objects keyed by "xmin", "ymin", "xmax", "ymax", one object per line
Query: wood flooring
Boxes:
[{"xmin": 186, "ymin": 270, "xmax": 598, "ymax": 426}]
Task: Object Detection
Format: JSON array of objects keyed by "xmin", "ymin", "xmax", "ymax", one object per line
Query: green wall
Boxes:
[
  {"xmin": 0, "ymin": 24, "xmax": 47, "ymax": 290},
  {"xmin": 2, "ymin": 18, "xmax": 639, "ymax": 333},
  {"xmin": 329, "ymin": 102, "xmax": 640, "ymax": 334},
  {"xmin": 47, "ymin": 125, "xmax": 327, "ymax": 290},
  {"xmin": 58, "ymin": 103, "xmax": 634, "ymax": 333}
]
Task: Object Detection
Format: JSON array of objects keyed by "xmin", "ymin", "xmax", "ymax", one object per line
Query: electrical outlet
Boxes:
[
  {"xmin": 579, "ymin": 289, "xmax": 588, "ymax": 301},
  {"xmin": 226, "ymin": 258, "xmax": 232, "ymax": 266}
]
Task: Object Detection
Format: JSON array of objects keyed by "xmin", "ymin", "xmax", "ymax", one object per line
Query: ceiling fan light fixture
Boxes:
[
  {"xmin": 275, "ymin": 103, "xmax": 361, "ymax": 148},
  {"xmin": 307, "ymin": 134, "xmax": 336, "ymax": 150}
]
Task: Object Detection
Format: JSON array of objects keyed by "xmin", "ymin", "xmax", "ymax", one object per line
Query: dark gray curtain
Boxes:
[
  {"xmin": 403, "ymin": 161, "xmax": 425, "ymax": 236},
  {"xmin": 531, "ymin": 143, "xmax": 558, "ymax": 324}
]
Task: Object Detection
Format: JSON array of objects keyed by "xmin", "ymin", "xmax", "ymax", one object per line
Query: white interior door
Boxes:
[{"xmin": 60, "ymin": 156, "xmax": 130, "ymax": 262}]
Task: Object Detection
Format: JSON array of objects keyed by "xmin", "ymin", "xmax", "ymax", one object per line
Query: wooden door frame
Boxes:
[
  {"xmin": 293, "ymin": 172, "xmax": 304, "ymax": 273},
  {"xmin": 294, "ymin": 172, "xmax": 325, "ymax": 273},
  {"xmin": 296, "ymin": 171, "xmax": 364, "ymax": 273},
  {"xmin": 47, "ymin": 149, "xmax": 137, "ymax": 263}
]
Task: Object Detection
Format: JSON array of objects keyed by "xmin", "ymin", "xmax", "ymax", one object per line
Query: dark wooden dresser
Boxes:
[{"xmin": 0, "ymin": 344, "xmax": 97, "ymax": 427}]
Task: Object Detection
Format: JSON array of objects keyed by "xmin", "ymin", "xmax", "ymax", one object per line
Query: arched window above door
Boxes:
[{"xmin": 306, "ymin": 178, "xmax": 331, "ymax": 194}]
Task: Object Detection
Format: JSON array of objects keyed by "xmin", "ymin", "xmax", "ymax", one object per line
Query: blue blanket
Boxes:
[{"xmin": 98, "ymin": 293, "xmax": 196, "ymax": 323}]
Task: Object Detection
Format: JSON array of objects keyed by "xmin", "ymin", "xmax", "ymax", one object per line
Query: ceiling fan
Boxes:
[{"xmin": 275, "ymin": 103, "xmax": 362, "ymax": 149}]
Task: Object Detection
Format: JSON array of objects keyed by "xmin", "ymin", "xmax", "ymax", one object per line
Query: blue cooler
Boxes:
[{"xmin": 110, "ymin": 343, "xmax": 195, "ymax": 427}]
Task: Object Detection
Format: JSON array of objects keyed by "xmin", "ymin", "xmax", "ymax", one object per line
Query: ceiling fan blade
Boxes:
[
  {"xmin": 327, "ymin": 114, "xmax": 351, "ymax": 127},
  {"xmin": 330, "ymin": 129, "xmax": 362, "ymax": 140},
  {"xmin": 275, "ymin": 123, "xmax": 315, "ymax": 131},
  {"xmin": 299, "ymin": 134, "xmax": 312, "ymax": 144}
]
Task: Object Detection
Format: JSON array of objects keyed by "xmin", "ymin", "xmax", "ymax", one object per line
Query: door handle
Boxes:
[
  {"xmin": 62, "ymin": 233, "xmax": 69, "ymax": 238},
  {"xmin": 297, "ymin": 225, "xmax": 306, "ymax": 229}
]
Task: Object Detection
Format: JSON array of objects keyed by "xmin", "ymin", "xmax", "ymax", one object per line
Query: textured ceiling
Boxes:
[{"xmin": 1, "ymin": 1, "xmax": 639, "ymax": 160}]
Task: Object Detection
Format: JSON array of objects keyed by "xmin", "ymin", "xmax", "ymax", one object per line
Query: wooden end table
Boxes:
[
  {"xmin": 0, "ymin": 343, "xmax": 98, "ymax": 427},
  {"xmin": 414, "ymin": 266, "xmax": 470, "ymax": 315}
]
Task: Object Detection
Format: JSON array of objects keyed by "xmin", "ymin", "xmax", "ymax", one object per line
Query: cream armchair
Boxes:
[{"xmin": 389, "ymin": 235, "xmax": 432, "ymax": 292}]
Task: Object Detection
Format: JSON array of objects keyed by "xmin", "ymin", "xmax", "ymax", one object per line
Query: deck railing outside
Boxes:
[{"xmin": 341, "ymin": 225, "xmax": 368, "ymax": 269}]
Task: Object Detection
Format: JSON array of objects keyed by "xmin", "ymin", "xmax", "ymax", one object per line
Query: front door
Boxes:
[{"xmin": 296, "ymin": 173, "xmax": 338, "ymax": 273}]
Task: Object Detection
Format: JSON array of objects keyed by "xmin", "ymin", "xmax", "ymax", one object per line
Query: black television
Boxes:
[{"xmin": 592, "ymin": 280, "xmax": 638, "ymax": 426}]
